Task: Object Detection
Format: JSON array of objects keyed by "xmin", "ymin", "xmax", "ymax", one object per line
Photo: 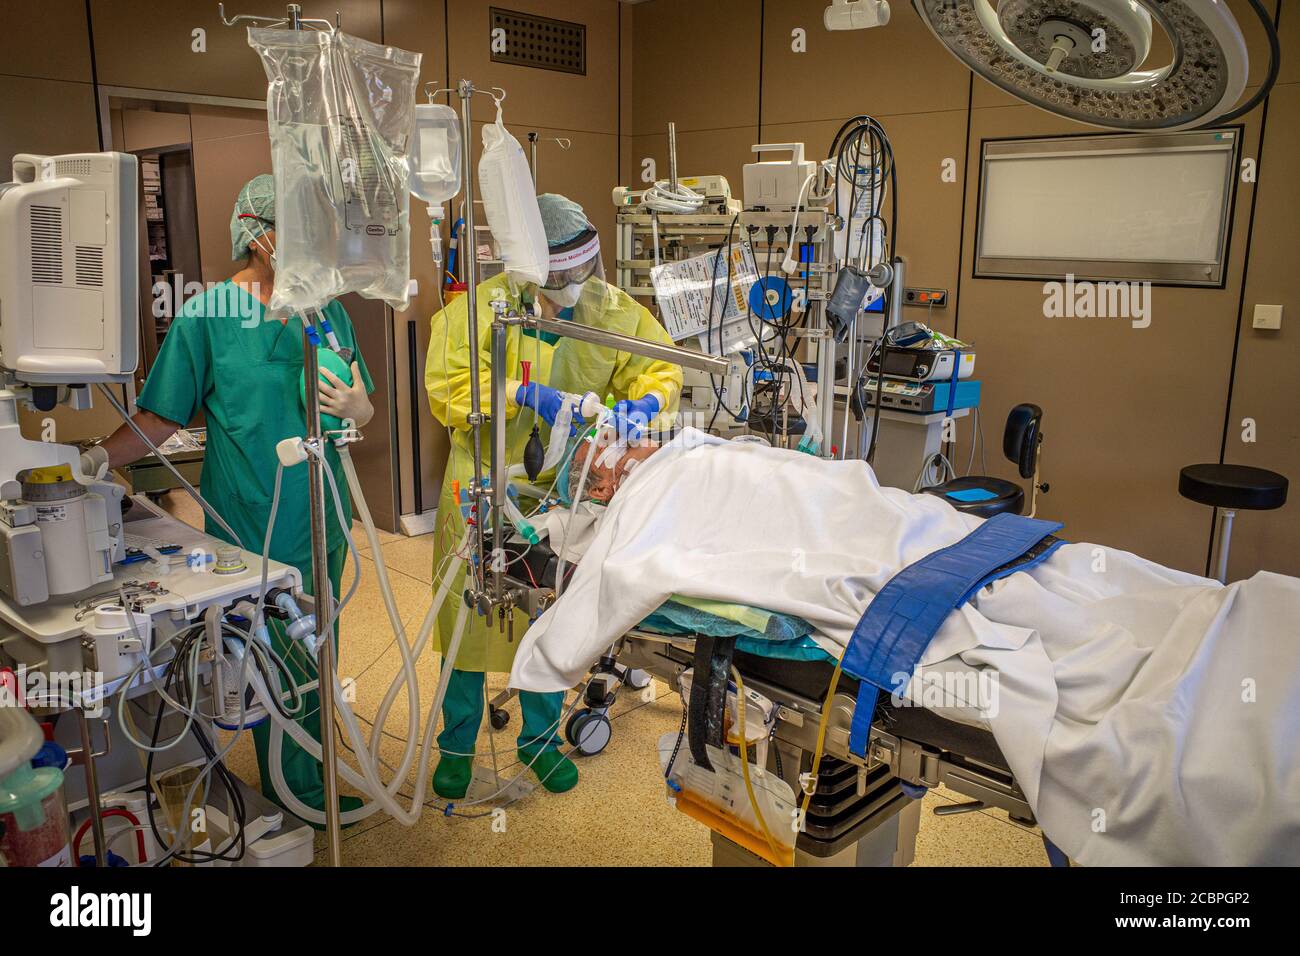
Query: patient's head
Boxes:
[{"xmin": 568, "ymin": 439, "xmax": 660, "ymax": 504}]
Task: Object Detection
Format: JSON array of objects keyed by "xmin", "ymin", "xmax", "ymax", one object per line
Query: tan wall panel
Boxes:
[
  {"xmin": 445, "ymin": 0, "xmax": 619, "ymax": 134},
  {"xmin": 1223, "ymin": 80, "xmax": 1300, "ymax": 578},
  {"xmin": 0, "ymin": 0, "xmax": 92, "ymax": 82},
  {"xmin": 121, "ymin": 109, "xmax": 193, "ymax": 151},
  {"xmin": 619, "ymin": 1, "xmax": 635, "ymax": 137},
  {"xmin": 628, "ymin": 0, "xmax": 760, "ymax": 136},
  {"xmin": 189, "ymin": 108, "xmax": 272, "ymax": 283},
  {"xmin": 383, "ymin": 0, "xmax": 450, "ymax": 93},
  {"xmin": 0, "ymin": 76, "xmax": 100, "ymax": 160},
  {"xmin": 760, "ymin": 0, "xmax": 969, "ymax": 125},
  {"xmin": 955, "ymin": 104, "xmax": 1263, "ymax": 571},
  {"xmin": 89, "ymin": 0, "xmax": 382, "ymax": 100},
  {"xmin": 1279, "ymin": 0, "xmax": 1299, "ymax": 85}
]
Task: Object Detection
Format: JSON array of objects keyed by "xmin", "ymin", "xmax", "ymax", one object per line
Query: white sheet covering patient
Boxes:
[{"xmin": 510, "ymin": 429, "xmax": 1300, "ymax": 865}]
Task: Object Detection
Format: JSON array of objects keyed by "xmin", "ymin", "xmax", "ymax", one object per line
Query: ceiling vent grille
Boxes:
[
  {"xmin": 30, "ymin": 205, "xmax": 63, "ymax": 285},
  {"xmin": 489, "ymin": 8, "xmax": 586, "ymax": 76}
]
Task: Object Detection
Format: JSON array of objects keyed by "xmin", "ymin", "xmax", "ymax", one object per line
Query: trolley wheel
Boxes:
[
  {"xmin": 489, "ymin": 706, "xmax": 510, "ymax": 730},
  {"xmin": 624, "ymin": 668, "xmax": 652, "ymax": 691},
  {"xmin": 566, "ymin": 709, "xmax": 612, "ymax": 756}
]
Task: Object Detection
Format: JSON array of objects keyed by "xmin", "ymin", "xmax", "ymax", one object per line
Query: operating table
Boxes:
[{"xmin": 496, "ymin": 534, "xmax": 1045, "ymax": 868}]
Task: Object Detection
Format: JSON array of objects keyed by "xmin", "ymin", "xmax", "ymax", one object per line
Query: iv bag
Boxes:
[
  {"xmin": 249, "ymin": 28, "xmax": 422, "ymax": 313},
  {"xmin": 477, "ymin": 105, "xmax": 548, "ymax": 286},
  {"xmin": 409, "ymin": 103, "xmax": 461, "ymax": 206}
]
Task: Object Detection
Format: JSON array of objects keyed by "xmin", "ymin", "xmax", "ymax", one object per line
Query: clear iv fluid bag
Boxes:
[
  {"xmin": 409, "ymin": 103, "xmax": 462, "ymax": 206},
  {"xmin": 249, "ymin": 28, "xmax": 422, "ymax": 313}
]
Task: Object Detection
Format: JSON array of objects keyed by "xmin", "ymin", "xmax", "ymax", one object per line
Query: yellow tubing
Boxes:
[
  {"xmin": 799, "ymin": 658, "xmax": 845, "ymax": 829},
  {"xmin": 731, "ymin": 666, "xmax": 787, "ymax": 866}
]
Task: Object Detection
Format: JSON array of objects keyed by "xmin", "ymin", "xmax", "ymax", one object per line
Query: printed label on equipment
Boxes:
[
  {"xmin": 35, "ymin": 505, "xmax": 67, "ymax": 523},
  {"xmin": 651, "ymin": 243, "xmax": 759, "ymax": 342}
]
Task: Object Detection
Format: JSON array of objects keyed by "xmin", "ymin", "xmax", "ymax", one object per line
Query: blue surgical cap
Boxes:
[
  {"xmin": 537, "ymin": 193, "xmax": 591, "ymax": 247},
  {"xmin": 230, "ymin": 174, "xmax": 276, "ymax": 260}
]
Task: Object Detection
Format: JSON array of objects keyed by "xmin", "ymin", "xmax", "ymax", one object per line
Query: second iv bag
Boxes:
[
  {"xmin": 477, "ymin": 103, "xmax": 548, "ymax": 287},
  {"xmin": 408, "ymin": 103, "xmax": 462, "ymax": 267}
]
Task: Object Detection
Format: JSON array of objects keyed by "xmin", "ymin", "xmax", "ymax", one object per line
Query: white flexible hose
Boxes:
[
  {"xmin": 250, "ymin": 443, "xmax": 471, "ymax": 826},
  {"xmin": 340, "ymin": 448, "xmax": 448, "ymax": 790},
  {"xmin": 255, "ymin": 592, "xmax": 470, "ymax": 827},
  {"xmin": 641, "ymin": 179, "xmax": 704, "ymax": 214}
]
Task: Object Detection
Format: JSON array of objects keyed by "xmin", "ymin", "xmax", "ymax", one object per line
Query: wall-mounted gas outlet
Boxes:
[{"xmin": 903, "ymin": 287, "xmax": 947, "ymax": 307}]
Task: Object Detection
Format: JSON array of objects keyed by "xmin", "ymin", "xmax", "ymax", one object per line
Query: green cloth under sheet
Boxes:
[{"xmin": 638, "ymin": 597, "xmax": 835, "ymax": 663}]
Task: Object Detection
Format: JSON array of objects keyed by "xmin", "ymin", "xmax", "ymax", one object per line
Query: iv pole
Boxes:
[{"xmin": 218, "ymin": 1, "xmax": 345, "ymax": 866}]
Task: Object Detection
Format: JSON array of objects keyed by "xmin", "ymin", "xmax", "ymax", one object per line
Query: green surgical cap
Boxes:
[
  {"xmin": 230, "ymin": 173, "xmax": 276, "ymax": 261},
  {"xmin": 537, "ymin": 193, "xmax": 590, "ymax": 247}
]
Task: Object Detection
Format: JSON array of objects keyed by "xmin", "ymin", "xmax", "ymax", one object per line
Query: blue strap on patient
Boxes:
[{"xmin": 842, "ymin": 512, "xmax": 1064, "ymax": 756}]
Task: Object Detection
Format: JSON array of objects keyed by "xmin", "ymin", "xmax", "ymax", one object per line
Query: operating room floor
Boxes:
[{"xmin": 160, "ymin": 492, "xmax": 1053, "ymax": 867}]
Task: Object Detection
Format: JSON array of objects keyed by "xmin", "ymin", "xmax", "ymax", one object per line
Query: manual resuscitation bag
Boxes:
[
  {"xmin": 249, "ymin": 28, "xmax": 422, "ymax": 314},
  {"xmin": 477, "ymin": 104, "xmax": 549, "ymax": 286}
]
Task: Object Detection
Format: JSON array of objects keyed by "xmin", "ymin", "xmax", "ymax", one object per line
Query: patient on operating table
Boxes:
[{"xmin": 567, "ymin": 438, "xmax": 661, "ymax": 504}]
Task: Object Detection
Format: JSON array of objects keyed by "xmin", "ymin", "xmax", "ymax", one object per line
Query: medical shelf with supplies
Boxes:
[{"xmin": 613, "ymin": 117, "xmax": 917, "ymax": 467}]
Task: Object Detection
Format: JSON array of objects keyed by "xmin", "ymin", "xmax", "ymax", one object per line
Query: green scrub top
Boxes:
[{"xmin": 137, "ymin": 281, "xmax": 375, "ymax": 567}]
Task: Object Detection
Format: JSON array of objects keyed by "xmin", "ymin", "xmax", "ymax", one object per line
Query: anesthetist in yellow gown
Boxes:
[{"xmin": 424, "ymin": 194, "xmax": 682, "ymax": 797}]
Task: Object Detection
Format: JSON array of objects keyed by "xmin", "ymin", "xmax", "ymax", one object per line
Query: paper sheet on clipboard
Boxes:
[{"xmin": 651, "ymin": 243, "xmax": 759, "ymax": 346}]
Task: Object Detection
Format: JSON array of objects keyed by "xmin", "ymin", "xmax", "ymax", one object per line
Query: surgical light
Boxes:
[{"xmin": 911, "ymin": 0, "xmax": 1279, "ymax": 131}]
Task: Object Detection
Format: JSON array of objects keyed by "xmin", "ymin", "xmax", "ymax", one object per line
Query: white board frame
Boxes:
[{"xmin": 974, "ymin": 129, "xmax": 1241, "ymax": 288}]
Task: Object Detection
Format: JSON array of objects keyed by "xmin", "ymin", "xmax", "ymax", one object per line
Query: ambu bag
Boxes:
[{"xmin": 249, "ymin": 28, "xmax": 421, "ymax": 313}]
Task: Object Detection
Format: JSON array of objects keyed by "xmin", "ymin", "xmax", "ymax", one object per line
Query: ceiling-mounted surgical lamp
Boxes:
[{"xmin": 910, "ymin": 0, "xmax": 1279, "ymax": 131}]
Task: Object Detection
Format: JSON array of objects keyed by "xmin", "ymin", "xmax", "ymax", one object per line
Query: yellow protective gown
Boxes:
[{"xmin": 425, "ymin": 271, "xmax": 683, "ymax": 672}]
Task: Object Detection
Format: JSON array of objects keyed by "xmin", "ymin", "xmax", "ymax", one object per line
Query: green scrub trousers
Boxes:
[{"xmin": 437, "ymin": 665, "xmax": 564, "ymax": 757}]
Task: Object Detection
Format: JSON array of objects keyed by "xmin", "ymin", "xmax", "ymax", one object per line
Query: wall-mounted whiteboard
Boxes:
[{"xmin": 976, "ymin": 130, "xmax": 1239, "ymax": 287}]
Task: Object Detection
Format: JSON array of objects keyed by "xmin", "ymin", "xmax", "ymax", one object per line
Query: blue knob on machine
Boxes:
[{"xmin": 747, "ymin": 276, "xmax": 793, "ymax": 322}]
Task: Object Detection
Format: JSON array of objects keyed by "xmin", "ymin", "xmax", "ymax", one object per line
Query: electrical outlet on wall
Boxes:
[{"xmin": 1252, "ymin": 304, "xmax": 1283, "ymax": 330}]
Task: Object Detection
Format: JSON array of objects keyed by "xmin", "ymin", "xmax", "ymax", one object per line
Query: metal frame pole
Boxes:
[
  {"xmin": 274, "ymin": 0, "xmax": 340, "ymax": 867},
  {"xmin": 490, "ymin": 317, "xmax": 509, "ymax": 606},
  {"xmin": 75, "ymin": 706, "xmax": 108, "ymax": 866},
  {"xmin": 667, "ymin": 122, "xmax": 679, "ymax": 192},
  {"xmin": 1215, "ymin": 508, "xmax": 1236, "ymax": 583},
  {"xmin": 458, "ymin": 80, "xmax": 488, "ymax": 599}
]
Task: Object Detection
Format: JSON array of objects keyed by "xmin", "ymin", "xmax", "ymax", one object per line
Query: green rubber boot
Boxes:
[
  {"xmin": 433, "ymin": 755, "xmax": 474, "ymax": 800},
  {"xmin": 521, "ymin": 748, "xmax": 578, "ymax": 794}
]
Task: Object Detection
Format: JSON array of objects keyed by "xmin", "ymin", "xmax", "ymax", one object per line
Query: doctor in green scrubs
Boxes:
[{"xmin": 86, "ymin": 175, "xmax": 375, "ymax": 822}]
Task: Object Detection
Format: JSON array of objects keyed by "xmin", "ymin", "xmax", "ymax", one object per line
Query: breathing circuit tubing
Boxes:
[{"xmin": 97, "ymin": 317, "xmax": 619, "ymax": 830}]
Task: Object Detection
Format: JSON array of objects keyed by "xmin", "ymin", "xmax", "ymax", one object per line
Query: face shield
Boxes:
[{"xmin": 540, "ymin": 228, "xmax": 603, "ymax": 308}]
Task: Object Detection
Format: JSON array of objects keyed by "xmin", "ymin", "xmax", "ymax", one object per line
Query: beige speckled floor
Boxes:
[{"xmin": 158, "ymin": 491, "xmax": 1050, "ymax": 867}]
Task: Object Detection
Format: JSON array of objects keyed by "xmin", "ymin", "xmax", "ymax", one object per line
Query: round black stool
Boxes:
[{"xmin": 1178, "ymin": 463, "xmax": 1288, "ymax": 582}]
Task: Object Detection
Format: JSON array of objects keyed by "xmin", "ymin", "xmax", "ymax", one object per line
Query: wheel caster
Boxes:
[
  {"xmin": 624, "ymin": 668, "xmax": 652, "ymax": 691},
  {"xmin": 489, "ymin": 706, "xmax": 510, "ymax": 730},
  {"xmin": 565, "ymin": 708, "xmax": 612, "ymax": 756}
]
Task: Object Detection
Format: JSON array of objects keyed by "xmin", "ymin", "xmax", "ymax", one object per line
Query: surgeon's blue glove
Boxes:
[
  {"xmin": 609, "ymin": 394, "xmax": 660, "ymax": 440},
  {"xmin": 516, "ymin": 383, "xmax": 584, "ymax": 433}
]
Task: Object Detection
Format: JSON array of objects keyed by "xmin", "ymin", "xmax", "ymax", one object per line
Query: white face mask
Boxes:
[{"xmin": 540, "ymin": 283, "xmax": 583, "ymax": 309}]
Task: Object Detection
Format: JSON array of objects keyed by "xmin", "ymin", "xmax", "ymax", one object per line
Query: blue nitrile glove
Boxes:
[
  {"xmin": 516, "ymin": 383, "xmax": 585, "ymax": 434},
  {"xmin": 610, "ymin": 394, "xmax": 660, "ymax": 440}
]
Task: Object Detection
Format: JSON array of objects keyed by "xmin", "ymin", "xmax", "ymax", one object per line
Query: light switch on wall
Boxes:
[{"xmin": 1252, "ymin": 304, "xmax": 1283, "ymax": 330}]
